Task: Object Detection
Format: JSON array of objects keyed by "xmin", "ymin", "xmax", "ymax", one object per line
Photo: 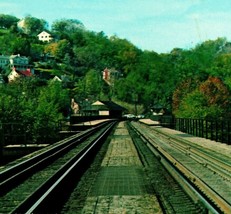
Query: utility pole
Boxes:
[{"xmin": 134, "ymin": 94, "xmax": 138, "ymax": 116}]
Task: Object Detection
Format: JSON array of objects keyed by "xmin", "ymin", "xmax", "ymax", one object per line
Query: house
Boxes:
[
  {"xmin": 0, "ymin": 54, "xmax": 34, "ymax": 82},
  {"xmin": 0, "ymin": 55, "xmax": 34, "ymax": 74},
  {"xmin": 17, "ymin": 19, "xmax": 26, "ymax": 32},
  {"xmin": 0, "ymin": 55, "xmax": 29, "ymax": 70},
  {"xmin": 0, "ymin": 55, "xmax": 10, "ymax": 69},
  {"xmin": 10, "ymin": 54, "xmax": 34, "ymax": 73},
  {"xmin": 8, "ymin": 69, "xmax": 20, "ymax": 82},
  {"xmin": 10, "ymin": 54, "xmax": 28, "ymax": 66},
  {"xmin": 8, "ymin": 68, "xmax": 33, "ymax": 82},
  {"xmin": 37, "ymin": 31, "xmax": 53, "ymax": 42},
  {"xmin": 102, "ymin": 68, "xmax": 121, "ymax": 85},
  {"xmin": 52, "ymin": 76, "xmax": 62, "ymax": 82},
  {"xmin": 84, "ymin": 100, "xmax": 126, "ymax": 118}
]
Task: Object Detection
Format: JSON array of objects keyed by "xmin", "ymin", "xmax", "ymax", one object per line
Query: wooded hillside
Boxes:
[{"xmin": 0, "ymin": 14, "xmax": 231, "ymax": 120}]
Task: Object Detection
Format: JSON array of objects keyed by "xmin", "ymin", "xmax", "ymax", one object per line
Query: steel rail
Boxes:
[
  {"xmin": 151, "ymin": 126, "xmax": 231, "ymax": 174},
  {"xmin": 0, "ymin": 120, "xmax": 112, "ymax": 196},
  {"xmin": 145, "ymin": 140, "xmax": 220, "ymax": 214},
  {"xmin": 130, "ymin": 122, "xmax": 231, "ymax": 214},
  {"xmin": 167, "ymin": 141, "xmax": 231, "ymax": 181},
  {"xmin": 11, "ymin": 121, "xmax": 116, "ymax": 214},
  {"xmin": 139, "ymin": 122, "xmax": 231, "ymax": 182}
]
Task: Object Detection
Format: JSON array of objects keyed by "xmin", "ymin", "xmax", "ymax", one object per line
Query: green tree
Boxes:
[
  {"xmin": 0, "ymin": 14, "xmax": 19, "ymax": 29},
  {"xmin": 11, "ymin": 37, "xmax": 31, "ymax": 55},
  {"xmin": 23, "ymin": 15, "xmax": 48, "ymax": 35},
  {"xmin": 110, "ymin": 36, "xmax": 141, "ymax": 73},
  {"xmin": 84, "ymin": 69, "xmax": 102, "ymax": 99},
  {"xmin": 51, "ymin": 18, "xmax": 84, "ymax": 39},
  {"xmin": 175, "ymin": 90, "xmax": 209, "ymax": 118},
  {"xmin": 208, "ymin": 53, "xmax": 231, "ymax": 90},
  {"xmin": 0, "ymin": 77, "xmax": 69, "ymax": 144},
  {"xmin": 30, "ymin": 43, "xmax": 44, "ymax": 60},
  {"xmin": 54, "ymin": 39, "xmax": 72, "ymax": 61}
]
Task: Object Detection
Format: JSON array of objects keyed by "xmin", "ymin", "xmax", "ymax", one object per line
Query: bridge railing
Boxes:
[
  {"xmin": 174, "ymin": 118, "xmax": 231, "ymax": 144},
  {"xmin": 0, "ymin": 121, "xmax": 59, "ymax": 146}
]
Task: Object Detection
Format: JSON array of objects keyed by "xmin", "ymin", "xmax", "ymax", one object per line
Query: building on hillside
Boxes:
[
  {"xmin": 0, "ymin": 55, "xmax": 10, "ymax": 69},
  {"xmin": 8, "ymin": 68, "xmax": 33, "ymax": 82},
  {"xmin": 8, "ymin": 69, "xmax": 20, "ymax": 82},
  {"xmin": 10, "ymin": 54, "xmax": 28, "ymax": 65},
  {"xmin": 52, "ymin": 76, "xmax": 62, "ymax": 82},
  {"xmin": 9, "ymin": 54, "xmax": 34, "ymax": 72},
  {"xmin": 102, "ymin": 68, "xmax": 122, "ymax": 85},
  {"xmin": 37, "ymin": 31, "xmax": 53, "ymax": 42},
  {"xmin": 0, "ymin": 54, "xmax": 34, "ymax": 82},
  {"xmin": 83, "ymin": 100, "xmax": 126, "ymax": 118},
  {"xmin": 17, "ymin": 19, "xmax": 26, "ymax": 32}
]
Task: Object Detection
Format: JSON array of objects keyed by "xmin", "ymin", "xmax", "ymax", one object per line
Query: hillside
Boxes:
[{"xmin": 0, "ymin": 14, "xmax": 231, "ymax": 119}]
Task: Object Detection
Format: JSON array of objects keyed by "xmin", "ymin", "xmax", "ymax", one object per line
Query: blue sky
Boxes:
[{"xmin": 1, "ymin": 0, "xmax": 231, "ymax": 53}]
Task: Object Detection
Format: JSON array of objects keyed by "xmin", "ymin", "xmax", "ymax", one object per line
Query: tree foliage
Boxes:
[
  {"xmin": 0, "ymin": 13, "xmax": 231, "ymax": 122},
  {"xmin": 0, "ymin": 77, "xmax": 69, "ymax": 143},
  {"xmin": 23, "ymin": 15, "xmax": 48, "ymax": 35},
  {"xmin": 0, "ymin": 14, "xmax": 19, "ymax": 29},
  {"xmin": 174, "ymin": 77, "xmax": 230, "ymax": 119},
  {"xmin": 51, "ymin": 18, "xmax": 84, "ymax": 39}
]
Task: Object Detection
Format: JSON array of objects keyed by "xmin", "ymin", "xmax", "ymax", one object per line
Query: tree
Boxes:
[
  {"xmin": 22, "ymin": 15, "xmax": 48, "ymax": 35},
  {"xmin": 175, "ymin": 90, "xmax": 209, "ymax": 118},
  {"xmin": 55, "ymin": 39, "xmax": 72, "ymax": 61},
  {"xmin": 172, "ymin": 78, "xmax": 201, "ymax": 113},
  {"xmin": 208, "ymin": 53, "xmax": 231, "ymax": 90},
  {"xmin": 84, "ymin": 69, "xmax": 102, "ymax": 99},
  {"xmin": 110, "ymin": 36, "xmax": 141, "ymax": 73},
  {"xmin": 0, "ymin": 33, "xmax": 17, "ymax": 55},
  {"xmin": 51, "ymin": 18, "xmax": 85, "ymax": 39},
  {"xmin": 30, "ymin": 43, "xmax": 44, "ymax": 61},
  {"xmin": 0, "ymin": 77, "xmax": 69, "ymax": 143},
  {"xmin": 11, "ymin": 37, "xmax": 31, "ymax": 56},
  {"xmin": 199, "ymin": 77, "xmax": 230, "ymax": 109},
  {"xmin": 0, "ymin": 14, "xmax": 19, "ymax": 29},
  {"xmin": 44, "ymin": 42, "xmax": 59, "ymax": 56},
  {"xmin": 174, "ymin": 77, "xmax": 230, "ymax": 119}
]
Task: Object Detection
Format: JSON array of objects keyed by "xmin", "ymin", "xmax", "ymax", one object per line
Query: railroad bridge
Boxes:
[{"xmin": 0, "ymin": 118, "xmax": 230, "ymax": 213}]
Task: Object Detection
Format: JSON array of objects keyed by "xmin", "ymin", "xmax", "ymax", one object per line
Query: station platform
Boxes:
[
  {"xmin": 139, "ymin": 118, "xmax": 160, "ymax": 126},
  {"xmin": 81, "ymin": 121, "xmax": 162, "ymax": 213},
  {"xmin": 140, "ymin": 119, "xmax": 231, "ymax": 154},
  {"xmin": 71, "ymin": 119, "xmax": 112, "ymax": 127},
  {"xmin": 59, "ymin": 119, "xmax": 114, "ymax": 134}
]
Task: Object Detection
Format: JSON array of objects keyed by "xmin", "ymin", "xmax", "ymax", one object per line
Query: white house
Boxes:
[
  {"xmin": 8, "ymin": 69, "xmax": 20, "ymax": 82},
  {"xmin": 37, "ymin": 31, "xmax": 53, "ymax": 42}
]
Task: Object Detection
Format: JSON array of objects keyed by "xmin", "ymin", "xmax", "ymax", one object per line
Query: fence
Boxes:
[
  {"xmin": 0, "ymin": 123, "xmax": 26, "ymax": 146},
  {"xmin": 0, "ymin": 121, "xmax": 60, "ymax": 146},
  {"xmin": 174, "ymin": 118, "xmax": 231, "ymax": 144}
]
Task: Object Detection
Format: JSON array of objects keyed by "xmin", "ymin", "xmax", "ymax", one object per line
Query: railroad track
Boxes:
[
  {"xmin": 130, "ymin": 121, "xmax": 231, "ymax": 214},
  {"xmin": 63, "ymin": 121, "xmax": 204, "ymax": 213},
  {"xmin": 0, "ymin": 121, "xmax": 116, "ymax": 213}
]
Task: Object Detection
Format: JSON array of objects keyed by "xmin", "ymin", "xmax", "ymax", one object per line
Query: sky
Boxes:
[{"xmin": 1, "ymin": 0, "xmax": 231, "ymax": 53}]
